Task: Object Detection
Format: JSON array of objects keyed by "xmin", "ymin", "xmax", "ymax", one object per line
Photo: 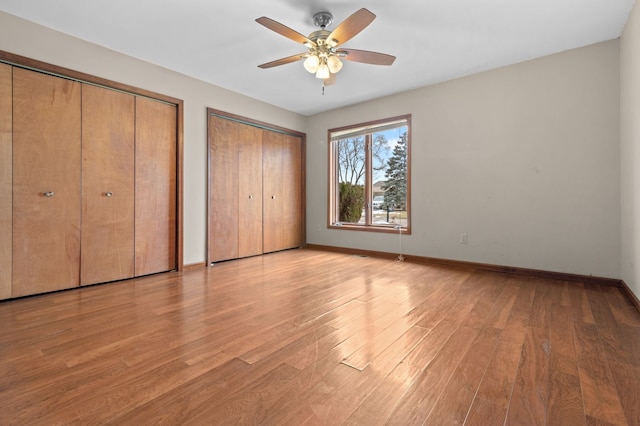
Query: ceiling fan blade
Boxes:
[
  {"xmin": 323, "ymin": 73, "xmax": 336, "ymax": 86},
  {"xmin": 258, "ymin": 53, "xmax": 307, "ymax": 69},
  {"xmin": 339, "ymin": 49, "xmax": 396, "ymax": 66},
  {"xmin": 327, "ymin": 8, "xmax": 376, "ymax": 46},
  {"xmin": 256, "ymin": 17, "xmax": 314, "ymax": 46}
]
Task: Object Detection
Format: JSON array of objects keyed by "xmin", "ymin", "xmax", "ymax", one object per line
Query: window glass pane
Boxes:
[
  {"xmin": 372, "ymin": 132, "xmax": 390, "ymax": 224},
  {"xmin": 329, "ymin": 115, "xmax": 410, "ymax": 232},
  {"xmin": 336, "ymin": 137, "xmax": 365, "ymax": 223},
  {"xmin": 375, "ymin": 127, "xmax": 408, "ymax": 228}
]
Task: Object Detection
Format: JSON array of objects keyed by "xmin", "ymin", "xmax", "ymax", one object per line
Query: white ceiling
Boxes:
[{"xmin": 0, "ymin": 0, "xmax": 635, "ymax": 116}]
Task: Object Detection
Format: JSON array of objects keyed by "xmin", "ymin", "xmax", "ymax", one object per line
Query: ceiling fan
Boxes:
[{"xmin": 256, "ymin": 8, "xmax": 396, "ymax": 86}]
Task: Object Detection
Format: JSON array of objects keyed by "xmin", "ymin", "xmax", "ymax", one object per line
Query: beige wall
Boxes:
[
  {"xmin": 621, "ymin": 2, "xmax": 640, "ymax": 298},
  {"xmin": 307, "ymin": 40, "xmax": 621, "ymax": 278},
  {"xmin": 0, "ymin": 11, "xmax": 307, "ymax": 266}
]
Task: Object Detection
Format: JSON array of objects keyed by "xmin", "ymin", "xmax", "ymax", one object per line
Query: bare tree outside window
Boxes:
[{"xmin": 335, "ymin": 135, "xmax": 389, "ymax": 223}]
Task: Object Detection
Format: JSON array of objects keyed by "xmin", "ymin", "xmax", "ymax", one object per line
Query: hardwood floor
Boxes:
[{"xmin": 1, "ymin": 249, "xmax": 639, "ymax": 425}]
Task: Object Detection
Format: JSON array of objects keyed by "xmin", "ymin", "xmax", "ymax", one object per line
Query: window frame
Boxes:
[{"xmin": 327, "ymin": 114, "xmax": 411, "ymax": 234}]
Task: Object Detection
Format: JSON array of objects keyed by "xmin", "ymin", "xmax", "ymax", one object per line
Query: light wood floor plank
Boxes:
[{"xmin": 0, "ymin": 249, "xmax": 639, "ymax": 425}]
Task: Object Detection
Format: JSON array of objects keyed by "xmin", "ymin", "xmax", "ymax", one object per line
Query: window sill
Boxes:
[{"xmin": 328, "ymin": 223, "xmax": 410, "ymax": 235}]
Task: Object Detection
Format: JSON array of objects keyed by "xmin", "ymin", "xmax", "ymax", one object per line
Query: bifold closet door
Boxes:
[
  {"xmin": 135, "ymin": 97, "xmax": 177, "ymax": 276},
  {"xmin": 281, "ymin": 133, "xmax": 303, "ymax": 250},
  {"xmin": 12, "ymin": 68, "xmax": 82, "ymax": 297},
  {"xmin": 262, "ymin": 131, "xmax": 303, "ymax": 253},
  {"xmin": 209, "ymin": 115, "xmax": 240, "ymax": 262},
  {"xmin": 81, "ymin": 84, "xmax": 135, "ymax": 285},
  {"xmin": 0, "ymin": 63, "xmax": 11, "ymax": 299},
  {"xmin": 262, "ymin": 131, "xmax": 284, "ymax": 254},
  {"xmin": 237, "ymin": 123, "xmax": 263, "ymax": 258},
  {"xmin": 209, "ymin": 117, "xmax": 263, "ymax": 262}
]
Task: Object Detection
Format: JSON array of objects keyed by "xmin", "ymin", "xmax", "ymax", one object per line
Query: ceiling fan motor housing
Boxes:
[{"xmin": 313, "ymin": 11, "xmax": 333, "ymax": 29}]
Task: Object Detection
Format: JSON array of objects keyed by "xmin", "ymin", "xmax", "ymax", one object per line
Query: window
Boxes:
[{"xmin": 328, "ymin": 115, "xmax": 411, "ymax": 233}]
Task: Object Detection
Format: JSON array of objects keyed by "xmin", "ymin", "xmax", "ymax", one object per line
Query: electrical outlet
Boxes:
[{"xmin": 460, "ymin": 233, "xmax": 468, "ymax": 244}]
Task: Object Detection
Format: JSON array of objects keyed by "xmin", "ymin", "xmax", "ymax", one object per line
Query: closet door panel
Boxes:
[
  {"xmin": 81, "ymin": 84, "xmax": 135, "ymax": 285},
  {"xmin": 0, "ymin": 64, "xmax": 11, "ymax": 299},
  {"xmin": 238, "ymin": 124, "xmax": 263, "ymax": 258},
  {"xmin": 281, "ymin": 134, "xmax": 303, "ymax": 250},
  {"xmin": 262, "ymin": 131, "xmax": 285, "ymax": 254},
  {"xmin": 135, "ymin": 97, "xmax": 177, "ymax": 276},
  {"xmin": 12, "ymin": 68, "xmax": 81, "ymax": 297},
  {"xmin": 208, "ymin": 111, "xmax": 304, "ymax": 262},
  {"xmin": 209, "ymin": 115, "xmax": 239, "ymax": 262}
]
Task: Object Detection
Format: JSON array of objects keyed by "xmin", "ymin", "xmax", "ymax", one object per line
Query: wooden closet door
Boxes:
[
  {"xmin": 209, "ymin": 115, "xmax": 240, "ymax": 262},
  {"xmin": 281, "ymin": 133, "xmax": 303, "ymax": 249},
  {"xmin": 263, "ymin": 131, "xmax": 303, "ymax": 253},
  {"xmin": 0, "ymin": 64, "xmax": 11, "ymax": 299},
  {"xmin": 238, "ymin": 123, "xmax": 263, "ymax": 258},
  {"xmin": 262, "ymin": 131, "xmax": 285, "ymax": 254},
  {"xmin": 135, "ymin": 97, "xmax": 177, "ymax": 276},
  {"xmin": 12, "ymin": 68, "xmax": 81, "ymax": 297},
  {"xmin": 81, "ymin": 85, "xmax": 135, "ymax": 285}
]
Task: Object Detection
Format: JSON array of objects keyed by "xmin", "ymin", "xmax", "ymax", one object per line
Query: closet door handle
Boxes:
[
  {"xmin": 44, "ymin": 191, "xmax": 55, "ymax": 197},
  {"xmin": 271, "ymin": 195, "xmax": 276, "ymax": 200},
  {"xmin": 105, "ymin": 192, "xmax": 113, "ymax": 197},
  {"xmin": 249, "ymin": 195, "xmax": 254, "ymax": 199}
]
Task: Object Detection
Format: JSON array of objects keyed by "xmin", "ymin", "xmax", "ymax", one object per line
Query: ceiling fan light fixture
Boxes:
[
  {"xmin": 304, "ymin": 54, "xmax": 320, "ymax": 73},
  {"xmin": 327, "ymin": 55, "xmax": 343, "ymax": 73},
  {"xmin": 256, "ymin": 8, "xmax": 396, "ymax": 87},
  {"xmin": 315, "ymin": 61, "xmax": 330, "ymax": 79}
]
